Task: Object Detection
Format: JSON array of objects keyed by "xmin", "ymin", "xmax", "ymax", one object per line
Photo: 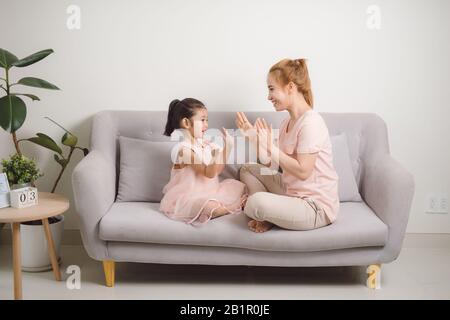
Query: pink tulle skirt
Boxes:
[{"xmin": 160, "ymin": 166, "xmax": 248, "ymax": 226}]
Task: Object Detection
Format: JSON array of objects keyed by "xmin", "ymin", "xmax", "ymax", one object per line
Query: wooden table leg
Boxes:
[
  {"xmin": 12, "ymin": 222, "xmax": 22, "ymax": 300},
  {"xmin": 42, "ymin": 218, "xmax": 61, "ymax": 281}
]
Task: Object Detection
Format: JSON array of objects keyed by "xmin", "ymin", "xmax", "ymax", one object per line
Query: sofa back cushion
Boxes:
[
  {"xmin": 117, "ymin": 136, "xmax": 176, "ymax": 202},
  {"xmin": 116, "ymin": 131, "xmax": 362, "ymax": 203},
  {"xmin": 331, "ymin": 133, "xmax": 362, "ymax": 202},
  {"xmin": 217, "ymin": 132, "xmax": 362, "ymax": 202}
]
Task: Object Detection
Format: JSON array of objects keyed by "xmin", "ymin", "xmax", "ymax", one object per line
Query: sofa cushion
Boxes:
[
  {"xmin": 331, "ymin": 133, "xmax": 362, "ymax": 202},
  {"xmin": 117, "ymin": 137, "xmax": 177, "ymax": 202},
  {"xmin": 218, "ymin": 133, "xmax": 363, "ymax": 201},
  {"xmin": 116, "ymin": 132, "xmax": 362, "ymax": 202},
  {"xmin": 116, "ymin": 135, "xmax": 243, "ymax": 201},
  {"xmin": 99, "ymin": 201, "xmax": 388, "ymax": 252}
]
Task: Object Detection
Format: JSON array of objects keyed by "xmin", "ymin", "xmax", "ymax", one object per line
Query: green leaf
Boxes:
[
  {"xmin": 53, "ymin": 154, "xmax": 61, "ymax": 164},
  {"xmin": 0, "ymin": 48, "xmax": 18, "ymax": 69},
  {"xmin": 27, "ymin": 133, "xmax": 63, "ymax": 155},
  {"xmin": 12, "ymin": 49, "xmax": 54, "ymax": 67},
  {"xmin": 0, "ymin": 95, "xmax": 27, "ymax": 132},
  {"xmin": 17, "ymin": 77, "xmax": 59, "ymax": 90},
  {"xmin": 62, "ymin": 132, "xmax": 78, "ymax": 146},
  {"xmin": 53, "ymin": 154, "xmax": 68, "ymax": 167},
  {"xmin": 7, "ymin": 171, "xmax": 15, "ymax": 183},
  {"xmin": 10, "ymin": 93, "xmax": 40, "ymax": 101}
]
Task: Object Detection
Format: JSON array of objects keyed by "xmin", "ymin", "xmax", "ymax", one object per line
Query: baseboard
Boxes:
[
  {"xmin": 0, "ymin": 228, "xmax": 82, "ymax": 246},
  {"xmin": 401, "ymin": 233, "xmax": 450, "ymax": 249}
]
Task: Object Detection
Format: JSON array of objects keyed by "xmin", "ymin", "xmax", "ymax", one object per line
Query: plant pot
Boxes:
[
  {"xmin": 11, "ymin": 182, "xmax": 32, "ymax": 190},
  {"xmin": 20, "ymin": 215, "xmax": 64, "ymax": 272}
]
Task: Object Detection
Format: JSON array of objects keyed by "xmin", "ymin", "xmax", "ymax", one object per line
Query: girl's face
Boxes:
[
  {"xmin": 267, "ymin": 73, "xmax": 292, "ymax": 111},
  {"xmin": 185, "ymin": 107, "xmax": 208, "ymax": 139}
]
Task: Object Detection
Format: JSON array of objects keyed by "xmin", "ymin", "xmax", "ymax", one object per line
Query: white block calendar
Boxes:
[
  {"xmin": 0, "ymin": 173, "xmax": 11, "ymax": 208},
  {"xmin": 10, "ymin": 187, "xmax": 39, "ymax": 208}
]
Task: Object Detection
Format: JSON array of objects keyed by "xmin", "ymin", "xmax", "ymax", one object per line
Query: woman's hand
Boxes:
[
  {"xmin": 254, "ymin": 118, "xmax": 274, "ymax": 168},
  {"xmin": 235, "ymin": 112, "xmax": 257, "ymax": 142},
  {"xmin": 255, "ymin": 118, "xmax": 273, "ymax": 155}
]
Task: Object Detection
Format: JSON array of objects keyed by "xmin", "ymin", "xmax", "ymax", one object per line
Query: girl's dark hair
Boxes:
[{"xmin": 163, "ymin": 98, "xmax": 206, "ymax": 136}]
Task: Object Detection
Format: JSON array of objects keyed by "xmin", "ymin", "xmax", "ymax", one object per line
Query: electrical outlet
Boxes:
[
  {"xmin": 426, "ymin": 193, "xmax": 448, "ymax": 214},
  {"xmin": 426, "ymin": 194, "xmax": 438, "ymax": 213},
  {"xmin": 440, "ymin": 196, "xmax": 448, "ymax": 213}
]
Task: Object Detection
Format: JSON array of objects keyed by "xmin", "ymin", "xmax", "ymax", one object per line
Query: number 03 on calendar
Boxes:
[{"xmin": 10, "ymin": 187, "xmax": 39, "ymax": 208}]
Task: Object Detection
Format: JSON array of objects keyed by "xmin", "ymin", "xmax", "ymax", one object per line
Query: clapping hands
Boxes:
[
  {"xmin": 221, "ymin": 127, "xmax": 234, "ymax": 150},
  {"xmin": 235, "ymin": 112, "xmax": 274, "ymax": 158},
  {"xmin": 235, "ymin": 112, "xmax": 257, "ymax": 142},
  {"xmin": 255, "ymin": 117, "xmax": 273, "ymax": 154}
]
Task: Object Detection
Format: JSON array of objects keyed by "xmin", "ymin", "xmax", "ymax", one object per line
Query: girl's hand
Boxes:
[
  {"xmin": 235, "ymin": 112, "xmax": 257, "ymax": 142},
  {"xmin": 221, "ymin": 127, "xmax": 234, "ymax": 150}
]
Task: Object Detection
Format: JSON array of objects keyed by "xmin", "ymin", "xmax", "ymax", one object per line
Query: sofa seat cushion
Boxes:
[{"xmin": 99, "ymin": 202, "xmax": 388, "ymax": 252}]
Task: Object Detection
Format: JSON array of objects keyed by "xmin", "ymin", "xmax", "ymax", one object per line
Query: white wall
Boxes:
[{"xmin": 1, "ymin": 0, "xmax": 449, "ymax": 232}]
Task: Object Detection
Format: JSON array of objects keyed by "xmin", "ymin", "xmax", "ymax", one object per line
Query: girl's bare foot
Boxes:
[
  {"xmin": 241, "ymin": 195, "xmax": 248, "ymax": 210},
  {"xmin": 211, "ymin": 206, "xmax": 230, "ymax": 219},
  {"xmin": 248, "ymin": 219, "xmax": 273, "ymax": 233}
]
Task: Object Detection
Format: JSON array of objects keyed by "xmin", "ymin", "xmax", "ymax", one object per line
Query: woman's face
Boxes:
[
  {"xmin": 267, "ymin": 73, "xmax": 290, "ymax": 111},
  {"xmin": 187, "ymin": 107, "xmax": 208, "ymax": 139}
]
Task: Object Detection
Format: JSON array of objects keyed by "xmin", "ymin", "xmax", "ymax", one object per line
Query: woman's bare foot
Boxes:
[{"xmin": 248, "ymin": 219, "xmax": 273, "ymax": 233}]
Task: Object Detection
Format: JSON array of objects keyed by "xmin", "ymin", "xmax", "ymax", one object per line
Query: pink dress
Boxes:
[{"xmin": 159, "ymin": 138, "xmax": 248, "ymax": 226}]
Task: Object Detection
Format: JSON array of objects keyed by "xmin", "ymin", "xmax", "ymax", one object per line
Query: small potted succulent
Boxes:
[
  {"xmin": 0, "ymin": 153, "xmax": 43, "ymax": 231},
  {"xmin": 1, "ymin": 153, "xmax": 43, "ymax": 189}
]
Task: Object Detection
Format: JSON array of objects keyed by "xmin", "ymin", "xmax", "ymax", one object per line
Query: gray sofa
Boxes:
[{"xmin": 72, "ymin": 110, "xmax": 415, "ymax": 289}]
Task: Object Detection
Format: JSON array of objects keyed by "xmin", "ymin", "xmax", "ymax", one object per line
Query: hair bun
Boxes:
[{"xmin": 295, "ymin": 58, "xmax": 306, "ymax": 66}]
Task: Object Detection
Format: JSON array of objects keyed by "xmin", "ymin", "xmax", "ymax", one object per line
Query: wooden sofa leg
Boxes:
[
  {"xmin": 103, "ymin": 260, "xmax": 115, "ymax": 287},
  {"xmin": 366, "ymin": 264, "xmax": 381, "ymax": 289}
]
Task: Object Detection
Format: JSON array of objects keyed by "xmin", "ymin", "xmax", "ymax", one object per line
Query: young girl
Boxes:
[{"xmin": 159, "ymin": 98, "xmax": 248, "ymax": 226}]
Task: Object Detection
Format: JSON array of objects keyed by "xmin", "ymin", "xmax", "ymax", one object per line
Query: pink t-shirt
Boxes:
[{"xmin": 278, "ymin": 110, "xmax": 340, "ymax": 222}]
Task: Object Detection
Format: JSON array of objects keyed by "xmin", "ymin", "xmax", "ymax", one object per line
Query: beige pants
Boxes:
[{"xmin": 239, "ymin": 163, "xmax": 331, "ymax": 231}]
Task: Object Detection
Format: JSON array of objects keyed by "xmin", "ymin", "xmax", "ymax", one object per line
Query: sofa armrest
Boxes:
[
  {"xmin": 72, "ymin": 150, "xmax": 116, "ymax": 261},
  {"xmin": 361, "ymin": 154, "xmax": 415, "ymax": 262}
]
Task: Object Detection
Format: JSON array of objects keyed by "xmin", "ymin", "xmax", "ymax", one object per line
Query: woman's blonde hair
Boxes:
[{"xmin": 269, "ymin": 58, "xmax": 314, "ymax": 108}]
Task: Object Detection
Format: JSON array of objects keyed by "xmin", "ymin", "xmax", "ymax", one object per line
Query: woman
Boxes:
[{"xmin": 236, "ymin": 58, "xmax": 339, "ymax": 233}]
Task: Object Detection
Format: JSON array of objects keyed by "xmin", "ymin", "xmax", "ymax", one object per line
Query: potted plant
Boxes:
[
  {"xmin": 0, "ymin": 153, "xmax": 63, "ymax": 271},
  {"xmin": 1, "ymin": 153, "xmax": 43, "ymax": 189},
  {"xmin": 0, "ymin": 153, "xmax": 43, "ymax": 233},
  {"xmin": 0, "ymin": 48, "xmax": 88, "ymax": 271}
]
